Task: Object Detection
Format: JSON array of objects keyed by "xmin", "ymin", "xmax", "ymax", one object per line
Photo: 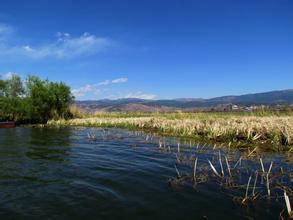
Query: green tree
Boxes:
[
  {"xmin": 48, "ymin": 82, "xmax": 74, "ymax": 119},
  {"xmin": 26, "ymin": 75, "xmax": 74, "ymax": 123},
  {"xmin": 0, "ymin": 79, "xmax": 5, "ymax": 97},
  {"xmin": 0, "ymin": 74, "xmax": 25, "ymax": 121},
  {"xmin": 0, "ymin": 74, "xmax": 74, "ymax": 123},
  {"xmin": 5, "ymin": 74, "xmax": 24, "ymax": 98},
  {"xmin": 25, "ymin": 76, "xmax": 52, "ymax": 123}
]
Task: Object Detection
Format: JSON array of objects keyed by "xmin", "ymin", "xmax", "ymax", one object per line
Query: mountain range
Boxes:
[{"xmin": 76, "ymin": 89, "xmax": 293, "ymax": 112}]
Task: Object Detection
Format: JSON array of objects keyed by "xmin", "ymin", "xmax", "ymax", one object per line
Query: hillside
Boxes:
[{"xmin": 76, "ymin": 89, "xmax": 293, "ymax": 112}]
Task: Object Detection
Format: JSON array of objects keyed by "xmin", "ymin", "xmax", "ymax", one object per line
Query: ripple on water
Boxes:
[{"xmin": 0, "ymin": 127, "xmax": 291, "ymax": 220}]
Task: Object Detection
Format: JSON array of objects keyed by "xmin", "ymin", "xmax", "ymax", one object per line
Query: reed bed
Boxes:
[
  {"xmin": 87, "ymin": 128, "xmax": 293, "ymax": 218},
  {"xmin": 167, "ymin": 141, "xmax": 293, "ymax": 219},
  {"xmin": 48, "ymin": 113, "xmax": 293, "ymax": 150}
]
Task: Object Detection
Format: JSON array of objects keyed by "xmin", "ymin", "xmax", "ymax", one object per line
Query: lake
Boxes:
[{"xmin": 0, "ymin": 127, "xmax": 292, "ymax": 219}]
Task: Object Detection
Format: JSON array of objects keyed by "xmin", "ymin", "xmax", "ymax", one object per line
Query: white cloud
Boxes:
[
  {"xmin": 19, "ymin": 32, "xmax": 111, "ymax": 59},
  {"xmin": 106, "ymin": 91, "xmax": 156, "ymax": 100},
  {"xmin": 72, "ymin": 77, "xmax": 156, "ymax": 100},
  {"xmin": 97, "ymin": 80, "xmax": 111, "ymax": 86},
  {"xmin": 123, "ymin": 91, "xmax": 156, "ymax": 100},
  {"xmin": 97, "ymin": 78, "xmax": 128, "ymax": 86},
  {"xmin": 72, "ymin": 77, "xmax": 128, "ymax": 98},
  {"xmin": 111, "ymin": 77, "xmax": 128, "ymax": 84},
  {"xmin": 71, "ymin": 84, "xmax": 94, "ymax": 97},
  {"xmin": 0, "ymin": 23, "xmax": 113, "ymax": 59}
]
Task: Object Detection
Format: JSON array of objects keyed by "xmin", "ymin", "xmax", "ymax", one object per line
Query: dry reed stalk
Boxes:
[
  {"xmin": 268, "ymin": 161, "xmax": 273, "ymax": 175},
  {"xmin": 266, "ymin": 172, "xmax": 271, "ymax": 197},
  {"xmin": 284, "ymin": 191, "xmax": 293, "ymax": 218},
  {"xmin": 219, "ymin": 151, "xmax": 224, "ymax": 177},
  {"xmin": 234, "ymin": 157, "xmax": 242, "ymax": 169},
  {"xmin": 259, "ymin": 158, "xmax": 265, "ymax": 173},
  {"xmin": 247, "ymin": 147, "xmax": 257, "ymax": 157},
  {"xmin": 193, "ymin": 157, "xmax": 198, "ymax": 181},
  {"xmin": 252, "ymin": 171, "xmax": 258, "ymax": 197},
  {"xmin": 252, "ymin": 133, "xmax": 262, "ymax": 141},
  {"xmin": 159, "ymin": 141, "xmax": 162, "ymax": 148},
  {"xmin": 245, "ymin": 175, "xmax": 252, "ymax": 198},
  {"xmin": 225, "ymin": 156, "xmax": 232, "ymax": 177},
  {"xmin": 208, "ymin": 160, "xmax": 221, "ymax": 178},
  {"xmin": 242, "ymin": 175, "xmax": 252, "ymax": 204},
  {"xmin": 174, "ymin": 165, "xmax": 181, "ymax": 178},
  {"xmin": 201, "ymin": 143, "xmax": 207, "ymax": 151},
  {"xmin": 87, "ymin": 132, "xmax": 96, "ymax": 140}
]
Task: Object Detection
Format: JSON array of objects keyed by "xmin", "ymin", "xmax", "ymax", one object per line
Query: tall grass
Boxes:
[
  {"xmin": 48, "ymin": 112, "xmax": 293, "ymax": 149},
  {"xmin": 73, "ymin": 110, "xmax": 293, "ymax": 119}
]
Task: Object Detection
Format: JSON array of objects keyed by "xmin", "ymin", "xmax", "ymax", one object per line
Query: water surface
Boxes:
[{"xmin": 0, "ymin": 127, "xmax": 292, "ymax": 219}]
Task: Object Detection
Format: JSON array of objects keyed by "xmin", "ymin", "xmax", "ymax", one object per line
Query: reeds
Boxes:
[
  {"xmin": 87, "ymin": 132, "xmax": 97, "ymax": 140},
  {"xmin": 47, "ymin": 112, "xmax": 293, "ymax": 149},
  {"xmin": 95, "ymin": 127, "xmax": 292, "ymax": 218},
  {"xmin": 174, "ymin": 164, "xmax": 181, "ymax": 178},
  {"xmin": 260, "ymin": 158, "xmax": 265, "ymax": 173},
  {"xmin": 252, "ymin": 171, "xmax": 258, "ymax": 197},
  {"xmin": 193, "ymin": 157, "xmax": 198, "ymax": 182},
  {"xmin": 284, "ymin": 191, "xmax": 293, "ymax": 218},
  {"xmin": 219, "ymin": 151, "xmax": 224, "ymax": 177},
  {"xmin": 266, "ymin": 161, "xmax": 273, "ymax": 197},
  {"xmin": 225, "ymin": 156, "xmax": 232, "ymax": 177},
  {"xmin": 234, "ymin": 157, "xmax": 242, "ymax": 169},
  {"xmin": 242, "ymin": 175, "xmax": 252, "ymax": 204},
  {"xmin": 208, "ymin": 160, "xmax": 222, "ymax": 178},
  {"xmin": 168, "ymin": 139, "xmax": 291, "ymax": 215}
]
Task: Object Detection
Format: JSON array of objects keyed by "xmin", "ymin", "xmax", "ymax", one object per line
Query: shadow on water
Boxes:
[
  {"xmin": 0, "ymin": 127, "xmax": 72, "ymax": 164},
  {"xmin": 0, "ymin": 127, "xmax": 291, "ymax": 220},
  {"xmin": 26, "ymin": 127, "xmax": 72, "ymax": 162}
]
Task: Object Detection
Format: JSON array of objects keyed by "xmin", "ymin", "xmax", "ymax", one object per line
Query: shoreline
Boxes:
[{"xmin": 42, "ymin": 113, "xmax": 293, "ymax": 152}]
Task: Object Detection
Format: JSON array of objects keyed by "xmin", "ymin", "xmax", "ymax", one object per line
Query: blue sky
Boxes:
[{"xmin": 0, "ymin": 0, "xmax": 292, "ymax": 100}]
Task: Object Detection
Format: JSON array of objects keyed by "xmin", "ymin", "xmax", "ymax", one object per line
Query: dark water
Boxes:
[{"xmin": 0, "ymin": 127, "xmax": 292, "ymax": 220}]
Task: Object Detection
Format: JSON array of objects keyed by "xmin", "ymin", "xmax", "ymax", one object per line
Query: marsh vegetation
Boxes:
[{"xmin": 48, "ymin": 111, "xmax": 293, "ymax": 151}]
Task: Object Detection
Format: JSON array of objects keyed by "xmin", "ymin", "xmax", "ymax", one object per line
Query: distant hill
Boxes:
[{"xmin": 76, "ymin": 89, "xmax": 293, "ymax": 112}]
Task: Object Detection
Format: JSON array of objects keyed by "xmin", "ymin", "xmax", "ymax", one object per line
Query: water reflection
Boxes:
[
  {"xmin": 0, "ymin": 127, "xmax": 73, "ymax": 187},
  {"xmin": 26, "ymin": 127, "xmax": 72, "ymax": 162}
]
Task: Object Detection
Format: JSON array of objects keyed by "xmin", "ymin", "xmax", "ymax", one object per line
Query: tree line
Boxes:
[{"xmin": 0, "ymin": 74, "xmax": 74, "ymax": 123}]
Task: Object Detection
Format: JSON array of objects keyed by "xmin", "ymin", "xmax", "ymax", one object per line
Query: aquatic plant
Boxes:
[
  {"xmin": 284, "ymin": 191, "xmax": 293, "ymax": 218},
  {"xmin": 48, "ymin": 113, "xmax": 293, "ymax": 150},
  {"xmin": 157, "ymin": 137, "xmax": 293, "ymax": 218},
  {"xmin": 83, "ymin": 128, "xmax": 293, "ymax": 218}
]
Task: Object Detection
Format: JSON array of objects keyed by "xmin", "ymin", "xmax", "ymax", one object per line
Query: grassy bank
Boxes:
[{"xmin": 47, "ymin": 112, "xmax": 293, "ymax": 151}]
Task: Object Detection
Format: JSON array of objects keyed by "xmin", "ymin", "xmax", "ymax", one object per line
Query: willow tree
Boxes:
[
  {"xmin": 0, "ymin": 74, "xmax": 74, "ymax": 123},
  {"xmin": 0, "ymin": 74, "xmax": 25, "ymax": 121},
  {"xmin": 25, "ymin": 75, "xmax": 74, "ymax": 123}
]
